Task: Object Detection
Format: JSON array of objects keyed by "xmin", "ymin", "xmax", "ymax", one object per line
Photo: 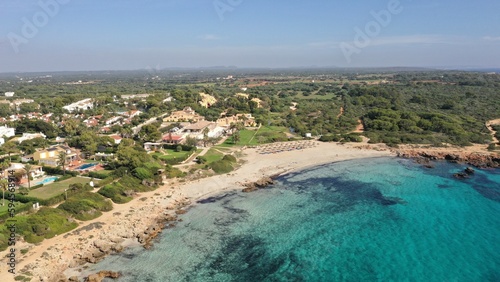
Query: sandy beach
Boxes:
[{"xmin": 0, "ymin": 142, "xmax": 393, "ymax": 281}]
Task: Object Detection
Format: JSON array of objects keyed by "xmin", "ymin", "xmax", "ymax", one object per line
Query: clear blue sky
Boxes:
[{"xmin": 1, "ymin": 0, "xmax": 499, "ymax": 72}]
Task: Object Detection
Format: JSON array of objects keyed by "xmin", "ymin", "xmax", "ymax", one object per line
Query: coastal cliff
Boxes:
[{"xmin": 395, "ymin": 150, "xmax": 500, "ymax": 168}]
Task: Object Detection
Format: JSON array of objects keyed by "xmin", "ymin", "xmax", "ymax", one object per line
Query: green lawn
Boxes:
[
  {"xmin": 153, "ymin": 149, "xmax": 192, "ymax": 161},
  {"xmin": 0, "ymin": 201, "xmax": 29, "ymax": 216},
  {"xmin": 219, "ymin": 126, "xmax": 291, "ymax": 147},
  {"xmin": 98, "ymin": 170, "xmax": 114, "ymax": 176},
  {"xmin": 27, "ymin": 177, "xmax": 95, "ymax": 199},
  {"xmin": 203, "ymin": 148, "xmax": 225, "ymax": 163}
]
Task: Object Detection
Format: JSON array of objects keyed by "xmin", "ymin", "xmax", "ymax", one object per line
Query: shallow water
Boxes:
[{"xmin": 85, "ymin": 157, "xmax": 500, "ymax": 282}]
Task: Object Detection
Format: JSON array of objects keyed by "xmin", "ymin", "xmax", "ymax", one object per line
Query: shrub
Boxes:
[
  {"xmin": 0, "ymin": 202, "xmax": 33, "ymax": 221},
  {"xmin": 111, "ymin": 167, "xmax": 128, "ymax": 178},
  {"xmin": 209, "ymin": 160, "xmax": 234, "ymax": 174},
  {"xmin": 134, "ymin": 167, "xmax": 153, "ymax": 180},
  {"xmin": 164, "ymin": 165, "xmax": 186, "ymax": 179},
  {"xmin": 42, "ymin": 166, "xmax": 78, "ymax": 176},
  {"xmin": 86, "ymin": 171, "xmax": 109, "ymax": 179},
  {"xmin": 14, "ymin": 194, "xmax": 42, "ymax": 204},
  {"xmin": 98, "ymin": 184, "xmax": 131, "ymax": 204},
  {"xmin": 98, "ymin": 175, "xmax": 155, "ymax": 204},
  {"xmin": 8, "ymin": 207, "xmax": 78, "ymax": 245},
  {"xmin": 222, "ymin": 155, "xmax": 237, "ymax": 163},
  {"xmin": 342, "ymin": 134, "xmax": 363, "ymax": 142},
  {"xmin": 93, "ymin": 176, "xmax": 114, "ymax": 188},
  {"xmin": 58, "ymin": 192, "xmax": 113, "ymax": 221},
  {"xmin": 196, "ymin": 156, "xmax": 207, "ymax": 164},
  {"xmin": 29, "ymin": 184, "xmax": 44, "ymax": 190},
  {"xmin": 55, "ymin": 175, "xmax": 72, "ymax": 182}
]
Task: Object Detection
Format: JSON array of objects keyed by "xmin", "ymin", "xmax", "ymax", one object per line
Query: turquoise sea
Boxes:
[{"xmin": 85, "ymin": 157, "xmax": 500, "ymax": 282}]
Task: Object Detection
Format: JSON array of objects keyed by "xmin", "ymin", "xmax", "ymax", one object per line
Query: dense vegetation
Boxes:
[
  {"xmin": 58, "ymin": 192, "xmax": 113, "ymax": 221},
  {"xmin": 98, "ymin": 175, "xmax": 156, "ymax": 204},
  {"xmin": 0, "ymin": 208, "xmax": 78, "ymax": 249}
]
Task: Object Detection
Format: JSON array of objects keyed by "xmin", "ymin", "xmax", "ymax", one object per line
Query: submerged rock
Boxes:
[
  {"xmin": 453, "ymin": 172, "xmax": 470, "ymax": 180},
  {"xmin": 242, "ymin": 186, "xmax": 258, "ymax": 193},
  {"xmin": 86, "ymin": 270, "xmax": 121, "ymax": 282},
  {"xmin": 464, "ymin": 167, "xmax": 475, "ymax": 174}
]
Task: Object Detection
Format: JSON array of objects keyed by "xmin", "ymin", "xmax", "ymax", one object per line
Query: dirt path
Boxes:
[
  {"xmin": 352, "ymin": 119, "xmax": 364, "ymax": 133},
  {"xmin": 486, "ymin": 119, "xmax": 500, "ymax": 144},
  {"xmin": 336, "ymin": 107, "xmax": 344, "ymax": 118}
]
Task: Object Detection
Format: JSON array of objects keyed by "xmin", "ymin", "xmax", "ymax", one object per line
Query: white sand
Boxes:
[{"xmin": 0, "ymin": 142, "xmax": 393, "ymax": 281}]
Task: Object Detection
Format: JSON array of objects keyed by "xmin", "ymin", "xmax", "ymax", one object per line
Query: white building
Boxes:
[
  {"xmin": 122, "ymin": 110, "xmax": 142, "ymax": 118},
  {"xmin": 121, "ymin": 94, "xmax": 151, "ymax": 100},
  {"xmin": 16, "ymin": 132, "xmax": 46, "ymax": 143},
  {"xmin": 105, "ymin": 116, "xmax": 122, "ymax": 125},
  {"xmin": 0, "ymin": 125, "xmax": 16, "ymax": 138},
  {"xmin": 62, "ymin": 98, "xmax": 93, "ymax": 113},
  {"xmin": 3, "ymin": 163, "xmax": 45, "ymax": 180},
  {"xmin": 108, "ymin": 134, "xmax": 122, "ymax": 144},
  {"xmin": 5, "ymin": 92, "xmax": 14, "ymax": 97}
]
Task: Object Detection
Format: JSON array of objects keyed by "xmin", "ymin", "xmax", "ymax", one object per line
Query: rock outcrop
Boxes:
[
  {"xmin": 85, "ymin": 270, "xmax": 121, "ymax": 282},
  {"xmin": 137, "ymin": 222, "xmax": 164, "ymax": 249},
  {"xmin": 242, "ymin": 176, "xmax": 274, "ymax": 192},
  {"xmin": 396, "ymin": 150, "xmax": 500, "ymax": 168}
]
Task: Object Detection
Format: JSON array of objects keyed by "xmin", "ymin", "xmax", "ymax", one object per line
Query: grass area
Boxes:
[
  {"xmin": 0, "ymin": 201, "xmax": 29, "ymax": 214},
  {"xmin": 152, "ymin": 149, "xmax": 192, "ymax": 160},
  {"xmin": 98, "ymin": 170, "xmax": 114, "ymax": 176},
  {"xmin": 219, "ymin": 126, "xmax": 291, "ymax": 147},
  {"xmin": 203, "ymin": 148, "xmax": 225, "ymax": 163},
  {"xmin": 27, "ymin": 177, "xmax": 95, "ymax": 199}
]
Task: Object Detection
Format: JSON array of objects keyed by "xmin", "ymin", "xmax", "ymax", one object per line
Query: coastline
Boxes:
[{"xmin": 3, "ymin": 141, "xmax": 484, "ymax": 281}]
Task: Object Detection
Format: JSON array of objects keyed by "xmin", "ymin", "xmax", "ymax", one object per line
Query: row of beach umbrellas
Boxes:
[{"xmin": 256, "ymin": 141, "xmax": 317, "ymax": 154}]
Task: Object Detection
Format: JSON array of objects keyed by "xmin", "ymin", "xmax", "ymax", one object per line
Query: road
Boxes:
[{"xmin": 132, "ymin": 113, "xmax": 170, "ymax": 134}]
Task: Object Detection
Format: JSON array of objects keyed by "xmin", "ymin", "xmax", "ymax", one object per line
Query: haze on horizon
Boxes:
[{"xmin": 1, "ymin": 0, "xmax": 499, "ymax": 73}]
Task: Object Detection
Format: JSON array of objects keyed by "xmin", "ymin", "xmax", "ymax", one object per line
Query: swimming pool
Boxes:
[
  {"xmin": 75, "ymin": 163, "xmax": 99, "ymax": 170},
  {"xmin": 35, "ymin": 176, "xmax": 58, "ymax": 185}
]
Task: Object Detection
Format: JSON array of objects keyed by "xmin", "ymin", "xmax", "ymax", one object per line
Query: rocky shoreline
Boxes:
[
  {"xmin": 395, "ymin": 149, "xmax": 500, "ymax": 168},
  {"xmin": 11, "ymin": 195, "xmax": 193, "ymax": 282},
  {"xmin": 73, "ymin": 197, "xmax": 192, "ymax": 282}
]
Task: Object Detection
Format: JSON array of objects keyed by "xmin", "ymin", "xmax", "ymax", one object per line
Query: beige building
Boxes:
[
  {"xmin": 163, "ymin": 107, "xmax": 205, "ymax": 123},
  {"xmin": 217, "ymin": 113, "xmax": 256, "ymax": 127},
  {"xmin": 33, "ymin": 145, "xmax": 79, "ymax": 167},
  {"xmin": 199, "ymin": 93, "xmax": 217, "ymax": 108}
]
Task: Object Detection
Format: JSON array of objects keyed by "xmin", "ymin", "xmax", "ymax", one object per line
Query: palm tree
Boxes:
[
  {"xmin": 23, "ymin": 164, "xmax": 34, "ymax": 191},
  {"xmin": 0, "ymin": 178, "xmax": 8, "ymax": 206},
  {"xmin": 2, "ymin": 142, "xmax": 18, "ymax": 161},
  {"xmin": 202, "ymin": 127, "xmax": 210, "ymax": 147},
  {"xmin": 58, "ymin": 151, "xmax": 68, "ymax": 175}
]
